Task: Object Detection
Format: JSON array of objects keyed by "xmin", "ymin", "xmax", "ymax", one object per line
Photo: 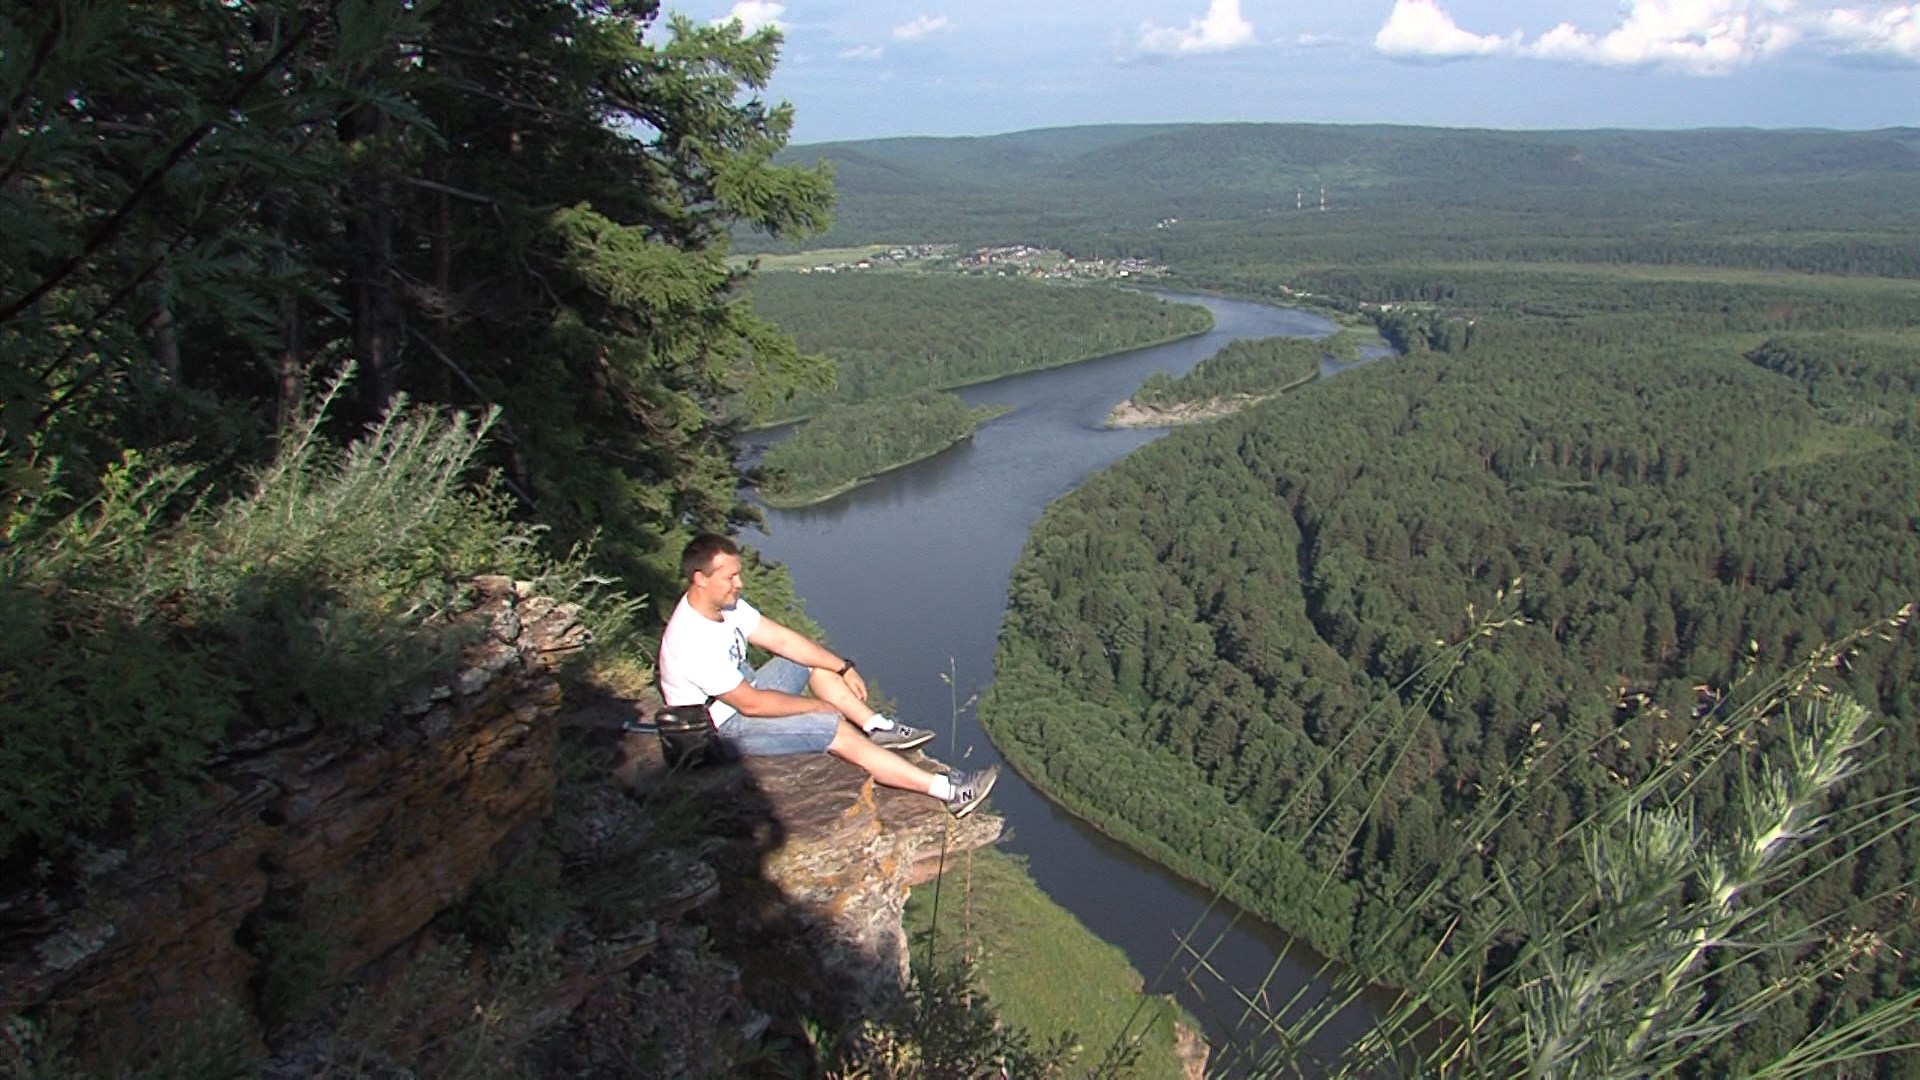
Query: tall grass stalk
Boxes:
[
  {"xmin": 1183, "ymin": 605, "xmax": 1920, "ymax": 1078},
  {"xmin": 919, "ymin": 656, "xmax": 969, "ymax": 975}
]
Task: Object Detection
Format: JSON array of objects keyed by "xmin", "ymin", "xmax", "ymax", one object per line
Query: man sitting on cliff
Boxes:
[{"xmin": 657, "ymin": 532, "xmax": 999, "ymax": 818}]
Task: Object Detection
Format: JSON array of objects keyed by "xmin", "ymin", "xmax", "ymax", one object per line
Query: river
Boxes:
[{"xmin": 747, "ymin": 293, "xmax": 1393, "ymax": 1075}]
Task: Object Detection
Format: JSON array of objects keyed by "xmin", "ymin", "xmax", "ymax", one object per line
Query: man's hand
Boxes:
[{"xmin": 842, "ymin": 666, "xmax": 869, "ymax": 702}]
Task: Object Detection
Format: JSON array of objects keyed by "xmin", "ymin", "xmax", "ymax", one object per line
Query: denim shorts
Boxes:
[{"xmin": 714, "ymin": 657, "xmax": 841, "ymax": 755}]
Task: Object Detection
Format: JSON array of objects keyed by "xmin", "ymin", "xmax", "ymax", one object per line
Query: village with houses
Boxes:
[
  {"xmin": 754, "ymin": 239, "xmax": 1451, "ymax": 336},
  {"xmin": 783, "ymin": 242, "xmax": 1169, "ymax": 282}
]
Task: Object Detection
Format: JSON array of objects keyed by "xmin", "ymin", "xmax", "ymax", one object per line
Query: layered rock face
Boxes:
[
  {"xmin": 1, "ymin": 579, "xmax": 1004, "ymax": 1074},
  {"xmin": 611, "ymin": 734, "xmax": 1002, "ymax": 1020},
  {"xmin": 0, "ymin": 577, "xmax": 586, "ymax": 1038}
]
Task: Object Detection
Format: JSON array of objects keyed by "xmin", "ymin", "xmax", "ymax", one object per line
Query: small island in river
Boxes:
[{"xmin": 1104, "ymin": 326, "xmax": 1390, "ymax": 428}]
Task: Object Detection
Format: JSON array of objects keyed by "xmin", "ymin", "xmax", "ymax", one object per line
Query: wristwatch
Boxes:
[{"xmin": 836, "ymin": 658, "xmax": 856, "ymax": 675}]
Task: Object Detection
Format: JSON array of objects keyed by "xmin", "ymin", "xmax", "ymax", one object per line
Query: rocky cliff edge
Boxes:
[{"xmin": 0, "ymin": 577, "xmax": 1001, "ymax": 1075}]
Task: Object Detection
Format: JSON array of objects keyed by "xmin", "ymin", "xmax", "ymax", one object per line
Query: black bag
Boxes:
[{"xmin": 655, "ymin": 702, "xmax": 730, "ymax": 768}]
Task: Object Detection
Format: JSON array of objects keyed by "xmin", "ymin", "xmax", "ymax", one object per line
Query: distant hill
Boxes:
[{"xmin": 765, "ymin": 123, "xmax": 1920, "ymax": 248}]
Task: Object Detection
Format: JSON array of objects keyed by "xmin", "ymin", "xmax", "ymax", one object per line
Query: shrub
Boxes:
[{"xmin": 0, "ymin": 374, "xmax": 625, "ymax": 865}]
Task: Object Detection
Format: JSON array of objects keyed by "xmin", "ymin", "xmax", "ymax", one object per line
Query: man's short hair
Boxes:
[{"xmin": 681, "ymin": 532, "xmax": 740, "ymax": 582}]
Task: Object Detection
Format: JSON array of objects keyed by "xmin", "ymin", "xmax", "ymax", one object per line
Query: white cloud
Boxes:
[
  {"xmin": 1817, "ymin": 3, "xmax": 1920, "ymax": 60},
  {"xmin": 840, "ymin": 44, "xmax": 886, "ymax": 60},
  {"xmin": 894, "ymin": 15, "xmax": 955, "ymax": 42},
  {"xmin": 1524, "ymin": 0, "xmax": 1800, "ymax": 74},
  {"xmin": 1373, "ymin": 0, "xmax": 1518, "ymax": 60},
  {"xmin": 716, "ymin": 1, "xmax": 784, "ymax": 34},
  {"xmin": 1137, "ymin": 0, "xmax": 1258, "ymax": 56},
  {"xmin": 1374, "ymin": 0, "xmax": 1920, "ymax": 73}
]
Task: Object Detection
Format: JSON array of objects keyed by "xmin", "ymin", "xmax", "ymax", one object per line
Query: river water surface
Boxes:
[{"xmin": 747, "ymin": 293, "xmax": 1391, "ymax": 1075}]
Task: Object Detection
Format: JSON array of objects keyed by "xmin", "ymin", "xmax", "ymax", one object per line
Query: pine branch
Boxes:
[
  {"xmin": 401, "ymin": 175, "xmax": 500, "ymax": 205},
  {"xmin": 30, "ymin": 119, "xmax": 327, "ymax": 426},
  {"xmin": 0, "ymin": 3, "xmax": 331, "ymax": 326}
]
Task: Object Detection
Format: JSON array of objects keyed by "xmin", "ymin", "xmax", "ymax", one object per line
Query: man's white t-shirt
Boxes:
[{"xmin": 658, "ymin": 594, "xmax": 761, "ymax": 726}]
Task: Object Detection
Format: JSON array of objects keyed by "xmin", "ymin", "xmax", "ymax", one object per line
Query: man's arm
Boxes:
[
  {"xmin": 748, "ymin": 615, "xmax": 869, "ymax": 701},
  {"xmin": 747, "ymin": 616, "xmax": 843, "ymax": 670}
]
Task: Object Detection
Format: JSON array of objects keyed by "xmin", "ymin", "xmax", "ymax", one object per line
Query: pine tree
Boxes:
[{"xmin": 2, "ymin": 0, "xmax": 834, "ymax": 599}]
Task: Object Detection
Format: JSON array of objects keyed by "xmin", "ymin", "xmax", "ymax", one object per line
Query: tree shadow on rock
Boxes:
[{"xmin": 534, "ymin": 685, "xmax": 989, "ymax": 1077}]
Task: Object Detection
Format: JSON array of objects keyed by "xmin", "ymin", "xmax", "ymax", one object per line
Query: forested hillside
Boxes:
[
  {"xmin": 984, "ymin": 261, "xmax": 1920, "ymax": 1071},
  {"xmin": 747, "ymin": 271, "xmax": 1213, "ymax": 417},
  {"xmin": 767, "ymin": 123, "xmax": 1920, "ymax": 250}
]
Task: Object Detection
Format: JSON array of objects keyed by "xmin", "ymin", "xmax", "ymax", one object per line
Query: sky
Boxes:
[{"xmin": 670, "ymin": 0, "xmax": 1920, "ymax": 144}]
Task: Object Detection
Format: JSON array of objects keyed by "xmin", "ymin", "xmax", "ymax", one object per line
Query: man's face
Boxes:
[{"xmin": 694, "ymin": 551, "xmax": 745, "ymax": 609}]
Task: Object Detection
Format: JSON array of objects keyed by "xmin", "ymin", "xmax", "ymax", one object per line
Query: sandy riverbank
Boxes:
[{"xmin": 1103, "ymin": 394, "xmax": 1262, "ymax": 429}]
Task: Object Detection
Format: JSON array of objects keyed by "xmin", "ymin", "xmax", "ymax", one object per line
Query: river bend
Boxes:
[{"xmin": 748, "ymin": 293, "xmax": 1389, "ymax": 1073}]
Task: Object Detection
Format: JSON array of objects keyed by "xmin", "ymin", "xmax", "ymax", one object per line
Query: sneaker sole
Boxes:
[
  {"xmin": 873, "ymin": 729, "xmax": 936, "ymax": 751},
  {"xmin": 950, "ymin": 768, "xmax": 999, "ymax": 819}
]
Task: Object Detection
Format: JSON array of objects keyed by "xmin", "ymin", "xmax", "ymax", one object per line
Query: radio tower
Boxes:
[{"xmin": 1319, "ymin": 184, "xmax": 1326, "ymax": 212}]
